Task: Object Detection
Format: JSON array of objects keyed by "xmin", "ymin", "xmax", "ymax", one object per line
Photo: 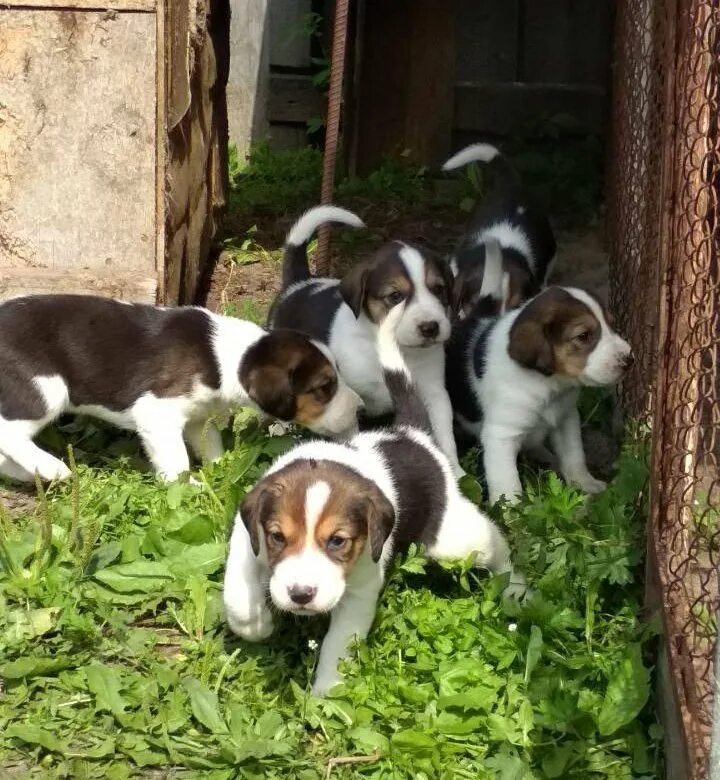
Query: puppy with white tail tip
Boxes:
[
  {"xmin": 268, "ymin": 204, "xmax": 464, "ymax": 478},
  {"xmin": 224, "ymin": 301, "xmax": 526, "ymax": 696},
  {"xmin": 443, "ymin": 143, "xmax": 556, "ymax": 317}
]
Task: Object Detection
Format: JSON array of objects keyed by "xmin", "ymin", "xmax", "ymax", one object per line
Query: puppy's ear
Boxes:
[
  {"xmin": 451, "ymin": 269, "xmax": 479, "ymax": 318},
  {"xmin": 240, "ymin": 481, "xmax": 277, "ymax": 555},
  {"xmin": 355, "ymin": 485, "xmax": 395, "ymax": 562},
  {"xmin": 245, "ymin": 366, "xmax": 297, "ymax": 421},
  {"xmin": 508, "ymin": 308, "xmax": 554, "ymax": 375},
  {"xmin": 436, "ymin": 256, "xmax": 456, "ymax": 312},
  {"xmin": 339, "ymin": 263, "xmax": 369, "ymax": 318}
]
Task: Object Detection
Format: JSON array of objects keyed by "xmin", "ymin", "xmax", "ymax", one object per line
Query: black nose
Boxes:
[
  {"xmin": 623, "ymin": 352, "xmax": 635, "ymax": 370},
  {"xmin": 418, "ymin": 320, "xmax": 440, "ymax": 339},
  {"xmin": 288, "ymin": 585, "xmax": 317, "ymax": 605}
]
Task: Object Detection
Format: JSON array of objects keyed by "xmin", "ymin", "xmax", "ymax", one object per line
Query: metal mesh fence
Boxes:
[{"xmin": 608, "ymin": 1, "xmax": 719, "ymax": 777}]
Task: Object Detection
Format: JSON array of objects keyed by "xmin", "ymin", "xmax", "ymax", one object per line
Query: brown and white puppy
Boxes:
[
  {"xmin": 0, "ymin": 294, "xmax": 361, "ymax": 483},
  {"xmin": 445, "ymin": 285, "xmax": 633, "ymax": 504},
  {"xmin": 443, "ymin": 143, "xmax": 557, "ymax": 317},
  {"xmin": 269, "ymin": 205, "xmax": 464, "ymax": 476},
  {"xmin": 224, "ymin": 304, "xmax": 525, "ymax": 695}
]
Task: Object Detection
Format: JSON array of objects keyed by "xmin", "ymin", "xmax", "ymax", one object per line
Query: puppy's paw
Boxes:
[
  {"xmin": 573, "ymin": 475, "xmax": 607, "ymax": 494},
  {"xmin": 311, "ymin": 671, "xmax": 341, "ymax": 697},
  {"xmin": 225, "ymin": 608, "xmax": 274, "ymax": 642},
  {"xmin": 36, "ymin": 457, "xmax": 72, "ymax": 482},
  {"xmin": 502, "ymin": 572, "xmax": 532, "ymax": 602}
]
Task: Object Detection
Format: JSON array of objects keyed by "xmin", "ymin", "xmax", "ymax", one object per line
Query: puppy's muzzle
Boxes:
[
  {"xmin": 418, "ymin": 320, "xmax": 440, "ymax": 340},
  {"xmin": 288, "ymin": 585, "xmax": 317, "ymax": 606}
]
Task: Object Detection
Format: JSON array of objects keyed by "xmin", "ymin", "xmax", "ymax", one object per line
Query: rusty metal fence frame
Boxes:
[{"xmin": 608, "ymin": 1, "xmax": 719, "ymax": 777}]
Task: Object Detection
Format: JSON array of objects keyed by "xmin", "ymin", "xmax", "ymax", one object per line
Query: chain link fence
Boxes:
[{"xmin": 608, "ymin": 1, "xmax": 719, "ymax": 776}]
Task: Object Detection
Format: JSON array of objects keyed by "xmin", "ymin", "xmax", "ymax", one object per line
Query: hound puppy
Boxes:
[
  {"xmin": 224, "ymin": 305, "xmax": 525, "ymax": 695},
  {"xmin": 445, "ymin": 284, "xmax": 633, "ymax": 504},
  {"xmin": 0, "ymin": 295, "xmax": 361, "ymax": 482},
  {"xmin": 443, "ymin": 143, "xmax": 556, "ymax": 316},
  {"xmin": 268, "ymin": 205, "xmax": 464, "ymax": 477}
]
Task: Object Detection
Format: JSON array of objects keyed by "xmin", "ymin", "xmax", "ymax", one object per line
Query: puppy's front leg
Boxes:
[
  {"xmin": 482, "ymin": 425, "xmax": 522, "ymax": 504},
  {"xmin": 185, "ymin": 419, "xmax": 225, "ymax": 464},
  {"xmin": 223, "ymin": 517, "xmax": 274, "ymax": 641},
  {"xmin": 134, "ymin": 401, "xmax": 191, "ymax": 481},
  {"xmin": 312, "ymin": 584, "xmax": 381, "ymax": 696},
  {"xmin": 550, "ymin": 406, "xmax": 606, "ymax": 494}
]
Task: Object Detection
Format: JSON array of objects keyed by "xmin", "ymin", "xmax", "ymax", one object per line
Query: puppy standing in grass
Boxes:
[
  {"xmin": 268, "ymin": 205, "xmax": 464, "ymax": 477},
  {"xmin": 0, "ymin": 295, "xmax": 361, "ymax": 482},
  {"xmin": 446, "ymin": 248, "xmax": 633, "ymax": 504},
  {"xmin": 224, "ymin": 302, "xmax": 526, "ymax": 696}
]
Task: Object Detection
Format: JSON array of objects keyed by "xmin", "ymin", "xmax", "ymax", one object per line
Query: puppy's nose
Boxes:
[
  {"xmin": 288, "ymin": 585, "xmax": 317, "ymax": 605},
  {"xmin": 622, "ymin": 352, "xmax": 635, "ymax": 370},
  {"xmin": 418, "ymin": 320, "xmax": 440, "ymax": 339}
]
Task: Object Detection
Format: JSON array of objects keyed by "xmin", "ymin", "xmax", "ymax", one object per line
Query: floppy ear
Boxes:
[
  {"xmin": 240, "ymin": 481, "xmax": 276, "ymax": 555},
  {"xmin": 355, "ymin": 485, "xmax": 395, "ymax": 562},
  {"xmin": 436, "ymin": 256, "xmax": 456, "ymax": 312},
  {"xmin": 452, "ymin": 269, "xmax": 478, "ymax": 318},
  {"xmin": 245, "ymin": 366, "xmax": 296, "ymax": 421},
  {"xmin": 339, "ymin": 263, "xmax": 369, "ymax": 318},
  {"xmin": 508, "ymin": 310, "xmax": 554, "ymax": 375}
]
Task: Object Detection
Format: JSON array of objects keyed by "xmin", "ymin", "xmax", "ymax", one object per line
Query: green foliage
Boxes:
[{"xmin": 0, "ymin": 421, "xmax": 660, "ymax": 777}]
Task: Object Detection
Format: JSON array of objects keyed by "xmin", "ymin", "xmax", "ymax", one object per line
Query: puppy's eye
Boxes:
[
  {"xmin": 327, "ymin": 535, "xmax": 348, "ymax": 551},
  {"xmin": 386, "ymin": 291, "xmax": 405, "ymax": 306},
  {"xmin": 575, "ymin": 331, "xmax": 590, "ymax": 343},
  {"xmin": 269, "ymin": 530, "xmax": 286, "ymax": 546}
]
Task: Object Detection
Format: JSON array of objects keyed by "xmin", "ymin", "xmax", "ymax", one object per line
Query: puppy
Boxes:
[
  {"xmin": 443, "ymin": 143, "xmax": 556, "ymax": 316},
  {"xmin": 224, "ymin": 303, "xmax": 526, "ymax": 695},
  {"xmin": 0, "ymin": 294, "xmax": 361, "ymax": 482},
  {"xmin": 445, "ymin": 277, "xmax": 633, "ymax": 504},
  {"xmin": 268, "ymin": 204, "xmax": 464, "ymax": 477}
]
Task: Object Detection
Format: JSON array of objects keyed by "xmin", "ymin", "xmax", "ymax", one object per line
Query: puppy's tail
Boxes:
[
  {"xmin": 377, "ymin": 305, "xmax": 432, "ymax": 433},
  {"xmin": 282, "ymin": 205, "xmax": 364, "ymax": 288},
  {"xmin": 479, "ymin": 238, "xmax": 510, "ymax": 316},
  {"xmin": 441, "ymin": 143, "xmax": 518, "ymax": 186}
]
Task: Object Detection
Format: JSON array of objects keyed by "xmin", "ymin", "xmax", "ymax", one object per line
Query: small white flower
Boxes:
[
  {"xmin": 307, "ymin": 639, "xmax": 319, "ymax": 651},
  {"xmin": 508, "ymin": 623, "xmax": 518, "ymax": 632}
]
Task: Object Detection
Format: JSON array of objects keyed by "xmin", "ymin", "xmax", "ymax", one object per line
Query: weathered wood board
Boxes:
[{"xmin": 0, "ymin": 10, "xmax": 156, "ymax": 274}]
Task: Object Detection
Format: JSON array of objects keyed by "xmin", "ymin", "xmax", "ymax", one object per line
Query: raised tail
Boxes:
[
  {"xmin": 479, "ymin": 238, "xmax": 510, "ymax": 316},
  {"xmin": 377, "ymin": 304, "xmax": 432, "ymax": 433},
  {"xmin": 282, "ymin": 205, "xmax": 364, "ymax": 289},
  {"xmin": 441, "ymin": 142, "xmax": 518, "ymax": 186}
]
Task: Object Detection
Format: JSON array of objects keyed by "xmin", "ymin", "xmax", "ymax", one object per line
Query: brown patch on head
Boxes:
[
  {"xmin": 339, "ymin": 241, "xmax": 452, "ymax": 323},
  {"xmin": 239, "ymin": 330, "xmax": 337, "ymax": 424},
  {"xmin": 508, "ymin": 287, "xmax": 601, "ymax": 377},
  {"xmin": 240, "ymin": 460, "xmax": 395, "ymax": 568}
]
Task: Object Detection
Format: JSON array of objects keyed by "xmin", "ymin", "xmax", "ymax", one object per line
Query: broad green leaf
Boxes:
[
  {"xmin": 7, "ymin": 607, "xmax": 59, "ymax": 640},
  {"xmin": 5, "ymin": 724, "xmax": 67, "ymax": 753},
  {"xmin": 390, "ymin": 730, "xmax": 436, "ymax": 753},
  {"xmin": 598, "ymin": 643, "xmax": 650, "ymax": 735},
  {"xmin": 182, "ymin": 677, "xmax": 228, "ymax": 733},
  {"xmin": 168, "ymin": 516, "xmax": 216, "ymax": 544},
  {"xmin": 348, "ymin": 726, "xmax": 389, "ymax": 753},
  {"xmin": 0, "ymin": 656, "xmax": 71, "ymax": 679},
  {"xmin": 85, "ymin": 664, "xmax": 127, "ymax": 720},
  {"xmin": 92, "ymin": 559, "xmax": 173, "ymax": 593},
  {"xmin": 166, "ymin": 481, "xmax": 187, "ymax": 509},
  {"xmin": 167, "ymin": 543, "xmax": 225, "ymax": 578}
]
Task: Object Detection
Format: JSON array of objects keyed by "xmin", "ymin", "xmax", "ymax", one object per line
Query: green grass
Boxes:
[{"xmin": 0, "ymin": 412, "xmax": 660, "ymax": 778}]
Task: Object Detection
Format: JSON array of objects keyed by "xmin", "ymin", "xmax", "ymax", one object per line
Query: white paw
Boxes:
[
  {"xmin": 502, "ymin": 571, "xmax": 531, "ymax": 602},
  {"xmin": 572, "ymin": 474, "xmax": 607, "ymax": 494},
  {"xmin": 311, "ymin": 670, "xmax": 341, "ymax": 697},
  {"xmin": 36, "ymin": 458, "xmax": 71, "ymax": 482},
  {"xmin": 225, "ymin": 608, "xmax": 274, "ymax": 642}
]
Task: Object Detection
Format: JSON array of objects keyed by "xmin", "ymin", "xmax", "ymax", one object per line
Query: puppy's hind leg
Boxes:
[
  {"xmin": 428, "ymin": 497, "xmax": 527, "ymax": 600},
  {"xmin": 133, "ymin": 399, "xmax": 191, "ymax": 481}
]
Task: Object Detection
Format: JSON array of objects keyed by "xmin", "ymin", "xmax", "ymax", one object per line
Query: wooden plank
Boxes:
[
  {"xmin": 454, "ymin": 82, "xmax": 608, "ymax": 135},
  {"xmin": 0, "ymin": 11, "xmax": 156, "ymax": 271},
  {"xmin": 456, "ymin": 0, "xmax": 519, "ymax": 82},
  {"xmin": 1, "ymin": 0, "xmax": 155, "ymax": 10},
  {"xmin": 0, "ymin": 269, "xmax": 158, "ymax": 302},
  {"xmin": 267, "ymin": 73, "xmax": 323, "ymax": 123},
  {"xmin": 522, "ymin": 0, "xmax": 613, "ymax": 86},
  {"xmin": 226, "ymin": 0, "xmax": 269, "ymax": 151},
  {"xmin": 268, "ymin": 0, "xmax": 311, "ymax": 69},
  {"xmin": 167, "ymin": 0, "xmax": 191, "ymax": 129},
  {"xmin": 351, "ymin": 0, "xmax": 457, "ymax": 173},
  {"xmin": 155, "ymin": 0, "xmax": 166, "ymax": 301}
]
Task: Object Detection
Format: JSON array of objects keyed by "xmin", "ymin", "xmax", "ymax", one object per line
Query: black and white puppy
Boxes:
[
  {"xmin": 268, "ymin": 205, "xmax": 464, "ymax": 477},
  {"xmin": 224, "ymin": 303, "xmax": 525, "ymax": 695},
  {"xmin": 443, "ymin": 143, "xmax": 557, "ymax": 316},
  {"xmin": 0, "ymin": 295, "xmax": 361, "ymax": 482},
  {"xmin": 446, "ymin": 267, "xmax": 633, "ymax": 504}
]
